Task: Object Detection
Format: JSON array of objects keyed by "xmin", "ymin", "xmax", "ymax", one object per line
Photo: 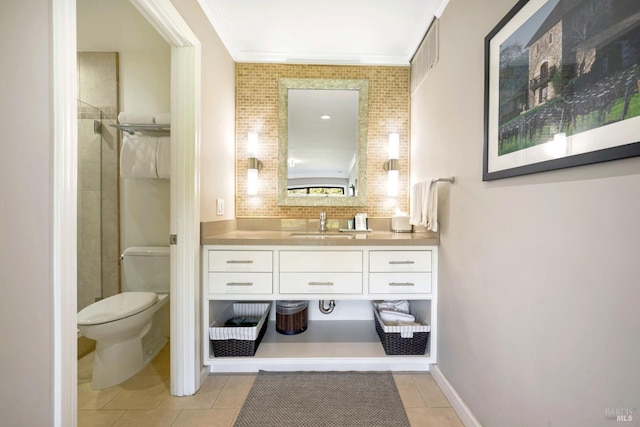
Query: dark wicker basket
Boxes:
[
  {"xmin": 374, "ymin": 313, "xmax": 429, "ymax": 356},
  {"xmin": 210, "ymin": 312, "xmax": 269, "ymax": 357}
]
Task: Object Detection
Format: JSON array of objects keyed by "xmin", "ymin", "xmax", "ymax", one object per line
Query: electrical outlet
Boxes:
[{"xmin": 216, "ymin": 199, "xmax": 224, "ymax": 216}]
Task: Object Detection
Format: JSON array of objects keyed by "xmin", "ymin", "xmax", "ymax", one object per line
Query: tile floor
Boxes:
[{"xmin": 78, "ymin": 345, "xmax": 463, "ymax": 427}]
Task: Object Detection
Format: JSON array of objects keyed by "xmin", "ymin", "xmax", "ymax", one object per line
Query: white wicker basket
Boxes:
[{"xmin": 209, "ymin": 302, "xmax": 271, "ymax": 341}]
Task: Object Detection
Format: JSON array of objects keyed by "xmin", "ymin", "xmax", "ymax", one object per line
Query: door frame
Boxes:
[{"xmin": 53, "ymin": 0, "xmax": 202, "ymax": 424}]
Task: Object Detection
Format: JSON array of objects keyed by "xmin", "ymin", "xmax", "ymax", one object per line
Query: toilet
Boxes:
[{"xmin": 78, "ymin": 246, "xmax": 170, "ymax": 389}]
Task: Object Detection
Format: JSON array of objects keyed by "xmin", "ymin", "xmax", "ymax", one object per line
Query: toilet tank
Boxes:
[{"xmin": 121, "ymin": 246, "xmax": 170, "ymax": 293}]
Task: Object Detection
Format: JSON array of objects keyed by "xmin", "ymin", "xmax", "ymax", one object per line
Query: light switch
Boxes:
[{"xmin": 216, "ymin": 199, "xmax": 224, "ymax": 216}]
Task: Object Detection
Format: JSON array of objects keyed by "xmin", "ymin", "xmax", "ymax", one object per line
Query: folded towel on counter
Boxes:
[
  {"xmin": 156, "ymin": 136, "xmax": 170, "ymax": 179},
  {"xmin": 117, "ymin": 112, "xmax": 155, "ymax": 125},
  {"xmin": 154, "ymin": 113, "xmax": 171, "ymax": 125},
  {"xmin": 120, "ymin": 134, "xmax": 158, "ymax": 178}
]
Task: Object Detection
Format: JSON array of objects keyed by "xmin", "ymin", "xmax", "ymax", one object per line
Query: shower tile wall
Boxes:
[{"xmin": 77, "ymin": 52, "xmax": 120, "ymax": 310}]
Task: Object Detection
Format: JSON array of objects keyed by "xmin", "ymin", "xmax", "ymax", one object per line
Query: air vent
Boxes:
[{"xmin": 410, "ymin": 18, "xmax": 439, "ymax": 95}]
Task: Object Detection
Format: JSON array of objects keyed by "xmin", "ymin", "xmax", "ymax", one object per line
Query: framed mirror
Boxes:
[{"xmin": 277, "ymin": 78, "xmax": 369, "ymax": 207}]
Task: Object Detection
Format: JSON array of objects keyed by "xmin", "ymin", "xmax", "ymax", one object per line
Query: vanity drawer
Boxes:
[
  {"xmin": 280, "ymin": 251, "xmax": 362, "ymax": 273},
  {"xmin": 369, "ymin": 251, "xmax": 431, "ymax": 273},
  {"xmin": 207, "ymin": 272, "xmax": 273, "ymax": 294},
  {"xmin": 280, "ymin": 272, "xmax": 363, "ymax": 294},
  {"xmin": 369, "ymin": 272, "xmax": 432, "ymax": 294},
  {"xmin": 208, "ymin": 250, "xmax": 273, "ymax": 272}
]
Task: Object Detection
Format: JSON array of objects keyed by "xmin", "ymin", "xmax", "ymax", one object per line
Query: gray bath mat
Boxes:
[{"xmin": 234, "ymin": 371, "xmax": 410, "ymax": 427}]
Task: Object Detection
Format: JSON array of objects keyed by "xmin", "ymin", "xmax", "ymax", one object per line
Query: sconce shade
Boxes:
[
  {"xmin": 247, "ymin": 168, "xmax": 258, "ymax": 196},
  {"xmin": 248, "ymin": 132, "xmax": 259, "ymax": 156}
]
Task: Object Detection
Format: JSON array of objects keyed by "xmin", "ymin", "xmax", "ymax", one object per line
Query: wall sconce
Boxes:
[
  {"xmin": 383, "ymin": 133, "xmax": 399, "ymax": 197},
  {"xmin": 247, "ymin": 132, "xmax": 262, "ymax": 196}
]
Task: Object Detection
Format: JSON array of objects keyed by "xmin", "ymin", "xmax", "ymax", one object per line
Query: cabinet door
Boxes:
[
  {"xmin": 369, "ymin": 250, "xmax": 431, "ymax": 272},
  {"xmin": 280, "ymin": 272, "xmax": 363, "ymax": 294},
  {"xmin": 369, "ymin": 272, "xmax": 432, "ymax": 294},
  {"xmin": 208, "ymin": 250, "xmax": 273, "ymax": 272},
  {"xmin": 208, "ymin": 272, "xmax": 273, "ymax": 294}
]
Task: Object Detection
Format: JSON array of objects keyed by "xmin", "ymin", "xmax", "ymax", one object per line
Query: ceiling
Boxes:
[{"xmin": 197, "ymin": 0, "xmax": 450, "ymax": 65}]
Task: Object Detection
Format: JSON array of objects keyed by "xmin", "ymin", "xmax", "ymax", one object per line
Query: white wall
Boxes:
[
  {"xmin": 171, "ymin": 0, "xmax": 236, "ymax": 222},
  {"xmin": 411, "ymin": 1, "xmax": 640, "ymax": 426},
  {"xmin": 78, "ymin": 0, "xmax": 171, "ymax": 249},
  {"xmin": 0, "ymin": 0, "xmax": 54, "ymax": 424}
]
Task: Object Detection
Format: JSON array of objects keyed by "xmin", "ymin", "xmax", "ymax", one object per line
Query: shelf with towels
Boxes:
[{"xmin": 110, "ymin": 123, "xmax": 170, "ymax": 135}]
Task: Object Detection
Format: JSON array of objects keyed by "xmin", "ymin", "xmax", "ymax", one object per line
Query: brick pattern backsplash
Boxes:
[{"xmin": 235, "ymin": 63, "xmax": 410, "ymax": 218}]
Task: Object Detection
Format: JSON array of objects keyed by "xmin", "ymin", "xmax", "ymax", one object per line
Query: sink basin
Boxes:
[{"xmin": 290, "ymin": 232, "xmax": 355, "ymax": 239}]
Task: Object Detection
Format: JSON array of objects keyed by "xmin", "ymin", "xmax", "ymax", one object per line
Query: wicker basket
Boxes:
[
  {"xmin": 373, "ymin": 305, "xmax": 430, "ymax": 356},
  {"xmin": 209, "ymin": 302, "xmax": 271, "ymax": 357}
]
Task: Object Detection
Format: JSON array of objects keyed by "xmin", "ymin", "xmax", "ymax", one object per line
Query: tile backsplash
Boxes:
[{"xmin": 235, "ymin": 63, "xmax": 410, "ymax": 218}]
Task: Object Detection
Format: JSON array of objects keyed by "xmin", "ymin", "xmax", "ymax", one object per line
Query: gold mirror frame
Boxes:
[{"xmin": 277, "ymin": 78, "xmax": 369, "ymax": 207}]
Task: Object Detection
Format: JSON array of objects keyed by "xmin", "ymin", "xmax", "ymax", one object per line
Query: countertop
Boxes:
[{"xmin": 201, "ymin": 230, "xmax": 439, "ymax": 246}]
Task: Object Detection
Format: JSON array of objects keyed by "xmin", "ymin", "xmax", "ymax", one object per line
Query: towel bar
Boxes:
[{"xmin": 431, "ymin": 176, "xmax": 455, "ymax": 184}]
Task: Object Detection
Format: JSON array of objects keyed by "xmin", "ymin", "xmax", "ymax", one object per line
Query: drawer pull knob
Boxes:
[
  {"xmin": 389, "ymin": 282, "xmax": 415, "ymax": 286},
  {"xmin": 226, "ymin": 260, "xmax": 254, "ymax": 264},
  {"xmin": 309, "ymin": 281, "xmax": 334, "ymax": 286},
  {"xmin": 389, "ymin": 260, "xmax": 415, "ymax": 265},
  {"xmin": 226, "ymin": 282, "xmax": 253, "ymax": 287}
]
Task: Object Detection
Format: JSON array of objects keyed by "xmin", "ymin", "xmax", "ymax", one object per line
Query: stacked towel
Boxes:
[
  {"xmin": 409, "ymin": 180, "xmax": 439, "ymax": 232},
  {"xmin": 376, "ymin": 300, "xmax": 419, "ymax": 326},
  {"xmin": 118, "ymin": 112, "xmax": 154, "ymax": 124}
]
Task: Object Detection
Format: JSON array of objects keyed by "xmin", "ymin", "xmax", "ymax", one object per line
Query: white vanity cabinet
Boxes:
[
  {"xmin": 279, "ymin": 250, "xmax": 363, "ymax": 295},
  {"xmin": 202, "ymin": 243, "xmax": 438, "ymax": 373},
  {"xmin": 369, "ymin": 250, "xmax": 432, "ymax": 294},
  {"xmin": 206, "ymin": 250, "xmax": 273, "ymax": 295}
]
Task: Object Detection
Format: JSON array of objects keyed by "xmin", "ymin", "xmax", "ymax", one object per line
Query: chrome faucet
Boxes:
[{"xmin": 319, "ymin": 211, "xmax": 327, "ymax": 232}]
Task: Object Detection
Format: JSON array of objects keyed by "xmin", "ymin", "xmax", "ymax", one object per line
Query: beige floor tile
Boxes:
[
  {"xmin": 393, "ymin": 374, "xmax": 427, "ymax": 408},
  {"xmin": 103, "ymin": 380, "xmax": 170, "ymax": 410},
  {"xmin": 405, "ymin": 407, "xmax": 464, "ymax": 427},
  {"xmin": 78, "ymin": 382, "xmax": 123, "ymax": 410},
  {"xmin": 157, "ymin": 374, "xmax": 229, "ymax": 410},
  {"xmin": 211, "ymin": 374, "xmax": 256, "ymax": 409},
  {"xmin": 172, "ymin": 409, "xmax": 238, "ymax": 427},
  {"xmin": 78, "ymin": 409, "xmax": 125, "ymax": 427},
  {"xmin": 412, "ymin": 374, "xmax": 451, "ymax": 408},
  {"xmin": 111, "ymin": 409, "xmax": 181, "ymax": 427}
]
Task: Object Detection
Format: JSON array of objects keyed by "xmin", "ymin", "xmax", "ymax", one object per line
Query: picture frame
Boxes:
[{"xmin": 483, "ymin": 0, "xmax": 640, "ymax": 181}]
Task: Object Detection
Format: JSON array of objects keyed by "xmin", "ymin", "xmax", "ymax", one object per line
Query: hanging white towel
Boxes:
[
  {"xmin": 425, "ymin": 180, "xmax": 438, "ymax": 232},
  {"xmin": 409, "ymin": 181, "xmax": 429, "ymax": 227},
  {"xmin": 409, "ymin": 180, "xmax": 439, "ymax": 232},
  {"xmin": 120, "ymin": 134, "xmax": 158, "ymax": 178},
  {"xmin": 154, "ymin": 113, "xmax": 171, "ymax": 125},
  {"xmin": 117, "ymin": 112, "xmax": 155, "ymax": 125},
  {"xmin": 156, "ymin": 136, "xmax": 171, "ymax": 179}
]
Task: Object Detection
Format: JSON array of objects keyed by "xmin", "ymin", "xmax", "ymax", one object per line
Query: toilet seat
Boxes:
[{"xmin": 78, "ymin": 292, "xmax": 158, "ymax": 326}]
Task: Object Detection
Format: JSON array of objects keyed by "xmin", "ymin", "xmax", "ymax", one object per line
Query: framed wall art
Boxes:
[{"xmin": 483, "ymin": 0, "xmax": 640, "ymax": 180}]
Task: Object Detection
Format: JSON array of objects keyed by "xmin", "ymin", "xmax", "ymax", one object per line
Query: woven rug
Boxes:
[{"xmin": 234, "ymin": 371, "xmax": 410, "ymax": 427}]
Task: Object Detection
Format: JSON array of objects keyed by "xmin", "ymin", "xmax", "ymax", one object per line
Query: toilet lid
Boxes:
[{"xmin": 77, "ymin": 292, "xmax": 158, "ymax": 325}]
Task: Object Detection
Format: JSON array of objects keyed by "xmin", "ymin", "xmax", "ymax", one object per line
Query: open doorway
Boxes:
[{"xmin": 54, "ymin": 0, "xmax": 201, "ymax": 424}]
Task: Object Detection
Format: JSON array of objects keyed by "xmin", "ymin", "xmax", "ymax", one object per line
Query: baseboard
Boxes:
[{"xmin": 430, "ymin": 364, "xmax": 482, "ymax": 427}]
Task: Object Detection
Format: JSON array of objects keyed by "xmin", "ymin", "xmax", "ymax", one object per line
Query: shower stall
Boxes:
[{"xmin": 77, "ymin": 52, "xmax": 120, "ymax": 313}]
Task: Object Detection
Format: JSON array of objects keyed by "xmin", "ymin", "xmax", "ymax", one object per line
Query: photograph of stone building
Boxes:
[{"xmin": 497, "ymin": 0, "xmax": 640, "ymax": 156}]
